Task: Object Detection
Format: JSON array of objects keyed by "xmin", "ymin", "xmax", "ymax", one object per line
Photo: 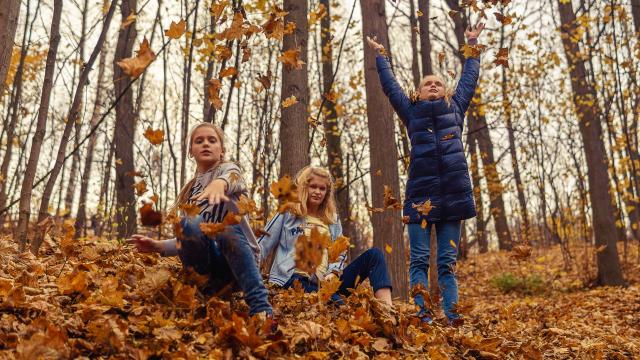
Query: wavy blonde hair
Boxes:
[
  {"xmin": 417, "ymin": 74, "xmax": 454, "ymax": 106},
  {"xmin": 169, "ymin": 122, "xmax": 226, "ymax": 214},
  {"xmin": 293, "ymin": 166, "xmax": 337, "ymax": 224}
]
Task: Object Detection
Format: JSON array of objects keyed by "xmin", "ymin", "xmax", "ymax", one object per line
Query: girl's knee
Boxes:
[{"xmin": 365, "ymin": 247, "xmax": 385, "ymax": 262}]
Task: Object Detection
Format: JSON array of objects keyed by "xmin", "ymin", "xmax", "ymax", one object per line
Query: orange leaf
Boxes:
[
  {"xmin": 133, "ymin": 180, "xmax": 148, "ymax": 196},
  {"xmin": 140, "ymin": 203, "xmax": 163, "ymax": 226},
  {"xmin": 494, "ymin": 12, "xmax": 513, "ymax": 25},
  {"xmin": 461, "ymin": 43, "xmax": 487, "ymax": 59},
  {"xmin": 328, "ymin": 236, "xmax": 350, "ymax": 263},
  {"xmin": 295, "ymin": 227, "xmax": 330, "ymax": 274},
  {"xmin": 116, "ymin": 38, "xmax": 156, "ymax": 78},
  {"xmin": 494, "ymin": 47, "xmax": 509, "ymax": 68},
  {"xmin": 179, "ymin": 203, "xmax": 200, "ymax": 217},
  {"xmin": 222, "ymin": 11, "xmax": 244, "ymax": 40},
  {"xmin": 207, "ymin": 78, "xmax": 224, "ymax": 110},
  {"xmin": 385, "ymin": 244, "xmax": 392, "ymax": 254},
  {"xmin": 143, "ymin": 127, "xmax": 164, "ymax": 145},
  {"xmin": 120, "ymin": 12, "xmax": 137, "ymax": 29},
  {"xmin": 278, "ymin": 49, "xmax": 305, "ymax": 70},
  {"xmin": 413, "ymin": 199, "xmax": 434, "ymax": 217},
  {"xmin": 257, "ymin": 71, "xmax": 272, "ymax": 90},
  {"xmin": 219, "ymin": 66, "xmax": 237, "ymax": 78},
  {"xmin": 318, "ymin": 275, "xmax": 342, "ymax": 303},
  {"xmin": 165, "ymin": 19, "xmax": 187, "ymax": 39}
]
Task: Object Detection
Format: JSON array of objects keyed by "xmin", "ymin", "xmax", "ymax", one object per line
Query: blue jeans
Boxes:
[
  {"xmin": 178, "ymin": 216, "xmax": 272, "ymax": 315},
  {"xmin": 408, "ymin": 221, "xmax": 461, "ymax": 320},
  {"xmin": 283, "ymin": 248, "xmax": 392, "ymax": 298}
]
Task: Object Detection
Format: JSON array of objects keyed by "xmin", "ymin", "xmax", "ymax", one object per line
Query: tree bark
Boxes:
[
  {"xmin": 75, "ymin": 48, "xmax": 107, "ymax": 238},
  {"xmin": 15, "ymin": 0, "xmax": 63, "ymax": 250},
  {"xmin": 320, "ymin": 0, "xmax": 352, "ymax": 244},
  {"xmin": 417, "ymin": 0, "xmax": 433, "ymax": 76},
  {"xmin": 279, "ymin": 0, "xmax": 310, "ymax": 177},
  {"xmin": 0, "ymin": 0, "xmax": 20, "ymax": 96},
  {"xmin": 408, "ymin": 0, "xmax": 421, "ymax": 87},
  {"xmin": 557, "ymin": 0, "xmax": 625, "ymax": 285},
  {"xmin": 112, "ymin": 0, "xmax": 138, "ymax": 239},
  {"xmin": 360, "ymin": 0, "xmax": 408, "ymax": 298}
]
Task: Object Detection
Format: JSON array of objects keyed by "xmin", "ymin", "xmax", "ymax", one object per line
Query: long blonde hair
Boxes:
[
  {"xmin": 293, "ymin": 166, "xmax": 337, "ymax": 224},
  {"xmin": 169, "ymin": 122, "xmax": 227, "ymax": 214}
]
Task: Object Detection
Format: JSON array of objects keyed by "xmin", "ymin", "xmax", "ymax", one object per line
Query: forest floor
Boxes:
[{"xmin": 0, "ymin": 230, "xmax": 638, "ymax": 359}]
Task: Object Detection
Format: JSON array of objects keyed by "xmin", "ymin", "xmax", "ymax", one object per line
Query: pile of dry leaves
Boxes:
[{"xmin": 0, "ymin": 230, "xmax": 638, "ymax": 359}]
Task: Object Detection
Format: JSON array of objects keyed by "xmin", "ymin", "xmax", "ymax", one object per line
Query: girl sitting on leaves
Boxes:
[
  {"xmin": 259, "ymin": 166, "xmax": 393, "ymax": 306},
  {"xmin": 366, "ymin": 22, "xmax": 485, "ymax": 325},
  {"xmin": 127, "ymin": 122, "xmax": 273, "ymax": 320}
]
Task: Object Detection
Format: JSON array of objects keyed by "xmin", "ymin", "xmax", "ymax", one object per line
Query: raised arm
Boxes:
[
  {"xmin": 453, "ymin": 23, "xmax": 485, "ymax": 114},
  {"xmin": 367, "ymin": 36, "xmax": 411, "ymax": 124}
]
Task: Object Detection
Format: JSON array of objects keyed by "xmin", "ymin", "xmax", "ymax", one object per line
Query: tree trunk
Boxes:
[
  {"xmin": 112, "ymin": 0, "xmax": 138, "ymax": 239},
  {"xmin": 0, "ymin": 0, "xmax": 20, "ymax": 96},
  {"xmin": 279, "ymin": 0, "xmax": 310, "ymax": 177},
  {"xmin": 448, "ymin": 0, "xmax": 512, "ymax": 250},
  {"xmin": 408, "ymin": 0, "xmax": 421, "ymax": 87},
  {"xmin": 360, "ymin": 0, "xmax": 407, "ymax": 298},
  {"xmin": 631, "ymin": 0, "xmax": 640, "ymax": 33},
  {"xmin": 15, "ymin": 0, "xmax": 63, "ymax": 250},
  {"xmin": 417, "ymin": 0, "xmax": 433, "ymax": 76},
  {"xmin": 320, "ymin": 0, "xmax": 352, "ymax": 242},
  {"xmin": 30, "ymin": 0, "xmax": 116, "ymax": 253},
  {"xmin": 180, "ymin": 0, "xmax": 199, "ymax": 187},
  {"xmin": 75, "ymin": 49, "xmax": 107, "ymax": 238},
  {"xmin": 557, "ymin": 0, "xmax": 625, "ymax": 285}
]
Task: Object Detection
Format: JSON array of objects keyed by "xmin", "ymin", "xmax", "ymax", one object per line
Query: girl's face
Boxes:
[
  {"xmin": 419, "ymin": 75, "xmax": 446, "ymax": 101},
  {"xmin": 190, "ymin": 127, "xmax": 223, "ymax": 170},
  {"xmin": 306, "ymin": 174, "xmax": 329, "ymax": 210}
]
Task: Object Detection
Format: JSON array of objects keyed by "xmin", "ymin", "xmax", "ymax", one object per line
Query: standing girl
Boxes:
[
  {"xmin": 366, "ymin": 23, "xmax": 485, "ymax": 324},
  {"xmin": 259, "ymin": 166, "xmax": 393, "ymax": 305},
  {"xmin": 128, "ymin": 122, "xmax": 273, "ymax": 317}
]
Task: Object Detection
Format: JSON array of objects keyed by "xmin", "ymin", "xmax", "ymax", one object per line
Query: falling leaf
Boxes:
[
  {"xmin": 222, "ymin": 11, "xmax": 245, "ymax": 40},
  {"xmin": 270, "ymin": 175, "xmax": 299, "ymax": 204},
  {"xmin": 385, "ymin": 244, "xmax": 392, "ymax": 254},
  {"xmin": 383, "ymin": 185, "xmax": 401, "ymax": 210},
  {"xmin": 328, "ymin": 236, "xmax": 350, "ymax": 262},
  {"xmin": 295, "ymin": 227, "xmax": 330, "ymax": 274},
  {"xmin": 236, "ymin": 194, "xmax": 258, "ymax": 216},
  {"xmin": 219, "ymin": 67, "xmax": 237, "ymax": 78},
  {"xmin": 133, "ymin": 180, "xmax": 148, "ymax": 196},
  {"xmin": 494, "ymin": 47, "xmax": 509, "ymax": 68},
  {"xmin": 511, "ymin": 244, "xmax": 532, "ymax": 260},
  {"xmin": 442, "ymin": 133, "xmax": 455, "ymax": 140},
  {"xmin": 116, "ymin": 38, "xmax": 156, "ymax": 78},
  {"xmin": 208, "ymin": 78, "xmax": 224, "ymax": 110},
  {"xmin": 179, "ymin": 203, "xmax": 201, "ymax": 217},
  {"xmin": 438, "ymin": 52, "xmax": 446, "ymax": 66},
  {"xmin": 165, "ymin": 19, "xmax": 187, "ymax": 39},
  {"xmin": 143, "ymin": 127, "xmax": 164, "ymax": 145},
  {"xmin": 494, "ymin": 12, "xmax": 513, "ymax": 25},
  {"xmin": 278, "ymin": 49, "xmax": 305, "ymax": 70},
  {"xmin": 421, "ymin": 219, "xmax": 428, "ymax": 229},
  {"xmin": 282, "ymin": 95, "xmax": 298, "ymax": 108},
  {"xmin": 317, "ymin": 275, "xmax": 342, "ymax": 303},
  {"xmin": 402, "ymin": 216, "xmax": 410, "ymax": 224},
  {"xmin": 262, "ymin": 7, "xmax": 290, "ymax": 41},
  {"xmin": 461, "ymin": 43, "xmax": 487, "ymax": 59},
  {"xmin": 121, "ymin": 12, "xmax": 137, "ymax": 29},
  {"xmin": 375, "ymin": 169, "xmax": 382, "ymax": 176},
  {"xmin": 140, "ymin": 203, "xmax": 163, "ymax": 226},
  {"xmin": 448, "ymin": 10, "xmax": 459, "ymax": 19},
  {"xmin": 417, "ymin": 10, "xmax": 424, "ymax": 17},
  {"xmin": 450, "ymin": 240, "xmax": 457, "ymax": 249},
  {"xmin": 257, "ymin": 71, "xmax": 272, "ymax": 89},
  {"xmin": 200, "ymin": 212, "xmax": 242, "ymax": 237}
]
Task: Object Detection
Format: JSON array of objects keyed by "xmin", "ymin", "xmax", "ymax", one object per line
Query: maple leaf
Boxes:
[
  {"xmin": 494, "ymin": 12, "xmax": 513, "ymax": 25},
  {"xmin": 461, "ymin": 43, "xmax": 487, "ymax": 58},
  {"xmin": 143, "ymin": 127, "xmax": 164, "ymax": 145},
  {"xmin": 317, "ymin": 276, "xmax": 342, "ymax": 303},
  {"xmin": 270, "ymin": 175, "xmax": 299, "ymax": 203},
  {"xmin": 57, "ymin": 270, "xmax": 89, "ymax": 295},
  {"xmin": 179, "ymin": 203, "xmax": 200, "ymax": 217},
  {"xmin": 200, "ymin": 212, "xmax": 241, "ymax": 237},
  {"xmin": 282, "ymin": 95, "xmax": 298, "ymax": 108},
  {"xmin": 207, "ymin": 78, "xmax": 224, "ymax": 110},
  {"xmin": 140, "ymin": 203, "xmax": 163, "ymax": 226},
  {"xmin": 219, "ymin": 66, "xmax": 237, "ymax": 78},
  {"xmin": 262, "ymin": 7, "xmax": 289, "ymax": 41},
  {"xmin": 494, "ymin": 47, "xmax": 509, "ymax": 68},
  {"xmin": 278, "ymin": 49, "xmax": 305, "ymax": 70},
  {"xmin": 236, "ymin": 194, "xmax": 257, "ymax": 216},
  {"xmin": 133, "ymin": 180, "xmax": 148, "ymax": 196},
  {"xmin": 257, "ymin": 70, "xmax": 272, "ymax": 90},
  {"xmin": 116, "ymin": 38, "xmax": 156, "ymax": 78},
  {"xmin": 383, "ymin": 185, "xmax": 401, "ymax": 210},
  {"xmin": 165, "ymin": 19, "xmax": 186, "ymax": 39},
  {"xmin": 120, "ymin": 12, "xmax": 137, "ymax": 29},
  {"xmin": 223, "ymin": 11, "xmax": 244, "ymax": 40},
  {"xmin": 295, "ymin": 227, "xmax": 330, "ymax": 275},
  {"xmin": 210, "ymin": 1, "xmax": 229, "ymax": 20},
  {"xmin": 328, "ymin": 235, "xmax": 350, "ymax": 262}
]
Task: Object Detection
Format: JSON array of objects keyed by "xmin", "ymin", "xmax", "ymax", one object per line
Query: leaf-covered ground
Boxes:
[{"xmin": 0, "ymin": 232, "xmax": 638, "ymax": 359}]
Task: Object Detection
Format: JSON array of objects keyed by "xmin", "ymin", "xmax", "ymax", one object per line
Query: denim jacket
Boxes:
[{"xmin": 258, "ymin": 211, "xmax": 347, "ymax": 287}]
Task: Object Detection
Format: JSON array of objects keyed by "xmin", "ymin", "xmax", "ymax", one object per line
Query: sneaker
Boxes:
[{"xmin": 417, "ymin": 309, "xmax": 435, "ymax": 325}]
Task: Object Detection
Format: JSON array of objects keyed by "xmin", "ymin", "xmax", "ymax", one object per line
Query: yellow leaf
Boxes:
[
  {"xmin": 317, "ymin": 275, "xmax": 342, "ymax": 303},
  {"xmin": 460, "ymin": 44, "xmax": 487, "ymax": 59},
  {"xmin": 385, "ymin": 244, "xmax": 392, "ymax": 254},
  {"xmin": 450, "ymin": 239, "xmax": 457, "ymax": 249},
  {"xmin": 295, "ymin": 227, "xmax": 330, "ymax": 274},
  {"xmin": 282, "ymin": 95, "xmax": 298, "ymax": 108},
  {"xmin": 417, "ymin": 10, "xmax": 424, "ymax": 17},
  {"xmin": 328, "ymin": 236, "xmax": 350, "ymax": 262},
  {"xmin": 120, "ymin": 12, "xmax": 137, "ymax": 29},
  {"xmin": 165, "ymin": 19, "xmax": 187, "ymax": 39},
  {"xmin": 421, "ymin": 219, "xmax": 428, "ymax": 229}
]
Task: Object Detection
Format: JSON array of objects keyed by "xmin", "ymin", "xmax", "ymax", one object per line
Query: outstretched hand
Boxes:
[
  {"xmin": 366, "ymin": 36, "xmax": 385, "ymax": 54},
  {"xmin": 127, "ymin": 234, "xmax": 162, "ymax": 253},
  {"xmin": 191, "ymin": 178, "xmax": 229, "ymax": 206},
  {"xmin": 465, "ymin": 23, "xmax": 485, "ymax": 42}
]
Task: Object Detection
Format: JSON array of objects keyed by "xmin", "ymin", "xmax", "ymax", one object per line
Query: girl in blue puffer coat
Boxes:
[{"xmin": 366, "ymin": 23, "xmax": 485, "ymax": 325}]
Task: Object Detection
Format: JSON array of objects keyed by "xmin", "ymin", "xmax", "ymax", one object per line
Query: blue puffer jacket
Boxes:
[{"xmin": 376, "ymin": 54, "xmax": 479, "ymax": 223}]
